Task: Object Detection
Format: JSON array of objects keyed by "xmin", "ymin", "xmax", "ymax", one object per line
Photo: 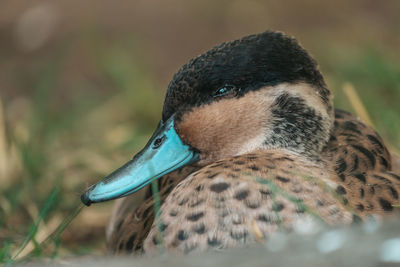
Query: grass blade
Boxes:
[{"xmin": 10, "ymin": 187, "xmax": 60, "ymax": 260}]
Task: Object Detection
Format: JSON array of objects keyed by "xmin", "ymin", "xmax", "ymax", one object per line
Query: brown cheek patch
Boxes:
[{"xmin": 176, "ymin": 89, "xmax": 273, "ymax": 163}]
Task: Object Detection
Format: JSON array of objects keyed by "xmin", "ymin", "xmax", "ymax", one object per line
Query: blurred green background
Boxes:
[{"xmin": 0, "ymin": 0, "xmax": 399, "ymax": 262}]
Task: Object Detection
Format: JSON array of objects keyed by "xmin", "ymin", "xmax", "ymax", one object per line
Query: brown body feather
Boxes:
[
  {"xmin": 143, "ymin": 150, "xmax": 354, "ymax": 254},
  {"xmin": 107, "ymin": 110, "xmax": 400, "ymax": 254}
]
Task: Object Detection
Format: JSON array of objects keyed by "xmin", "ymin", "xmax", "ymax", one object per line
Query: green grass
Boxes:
[
  {"xmin": 326, "ymin": 47, "xmax": 400, "ymax": 150},
  {"xmin": 5, "ymin": 187, "xmax": 59, "ymax": 265},
  {"xmin": 0, "ymin": 33, "xmax": 163, "ymax": 264}
]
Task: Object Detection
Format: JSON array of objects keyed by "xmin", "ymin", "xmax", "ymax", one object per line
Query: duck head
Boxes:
[{"xmin": 81, "ymin": 31, "xmax": 333, "ymax": 206}]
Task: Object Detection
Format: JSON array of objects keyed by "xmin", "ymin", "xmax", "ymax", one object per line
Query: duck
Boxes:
[{"xmin": 81, "ymin": 31, "xmax": 400, "ymax": 255}]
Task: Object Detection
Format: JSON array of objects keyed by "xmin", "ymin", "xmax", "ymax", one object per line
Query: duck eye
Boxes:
[
  {"xmin": 213, "ymin": 85, "xmax": 238, "ymax": 97},
  {"xmin": 152, "ymin": 135, "xmax": 166, "ymax": 149}
]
